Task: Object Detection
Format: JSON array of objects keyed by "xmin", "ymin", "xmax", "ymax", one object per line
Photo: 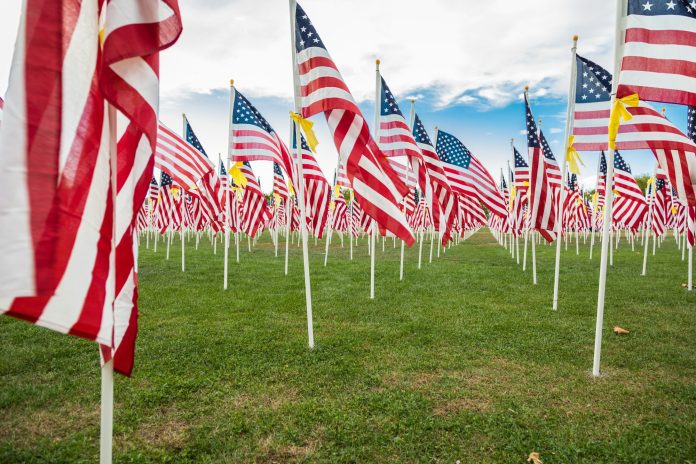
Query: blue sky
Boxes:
[{"xmin": 1, "ymin": 0, "xmax": 689, "ymax": 191}]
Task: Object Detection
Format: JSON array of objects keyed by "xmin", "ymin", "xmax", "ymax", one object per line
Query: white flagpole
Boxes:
[
  {"xmin": 552, "ymin": 35, "xmax": 579, "ymax": 311},
  {"xmin": 689, "ymin": 240, "xmax": 693, "ymax": 291},
  {"xmin": 289, "ymin": 0, "xmax": 314, "ymax": 348},
  {"xmin": 593, "ymin": 0, "xmax": 626, "ymax": 378},
  {"xmin": 180, "ymin": 114, "xmax": 189, "ymax": 272},
  {"xmin": 642, "ymin": 163, "xmax": 657, "ymax": 276},
  {"xmin": 369, "ymin": 59, "xmax": 383, "ymax": 299},
  {"xmin": 284, "ymin": 198, "xmax": 291, "ymax": 274},
  {"xmin": 100, "ymin": 104, "xmax": 119, "ymax": 464}
]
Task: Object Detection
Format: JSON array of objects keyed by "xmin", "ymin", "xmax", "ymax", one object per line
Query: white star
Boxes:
[
  {"xmin": 666, "ymin": 0, "xmax": 676, "ymax": 8},
  {"xmin": 643, "ymin": 1, "xmax": 653, "ymax": 10},
  {"xmin": 691, "ymin": 0, "xmax": 696, "ymax": 8}
]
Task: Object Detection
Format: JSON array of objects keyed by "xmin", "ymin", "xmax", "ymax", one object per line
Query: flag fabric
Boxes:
[
  {"xmin": 148, "ymin": 176, "xmax": 159, "ymax": 203},
  {"xmin": 511, "ymin": 147, "xmax": 529, "ymax": 235},
  {"xmin": 293, "ymin": 2, "xmax": 414, "ymax": 245},
  {"xmin": 378, "ymin": 76, "xmax": 423, "ymax": 164},
  {"xmin": 539, "ymin": 130, "xmax": 562, "ymax": 187},
  {"xmin": 525, "ymin": 95, "xmax": 557, "ymax": 242},
  {"xmin": 183, "ymin": 117, "xmax": 224, "ymax": 222},
  {"xmin": 617, "ymin": 1, "xmax": 696, "ymax": 106},
  {"xmin": 598, "ymin": 151, "xmax": 648, "ymax": 232},
  {"xmin": 435, "ymin": 129, "xmax": 508, "ymax": 220},
  {"xmin": 651, "ymin": 172, "xmax": 669, "ymax": 236},
  {"xmin": 413, "ymin": 114, "xmax": 458, "ymax": 245},
  {"xmin": 156, "ymin": 122, "xmax": 214, "ymax": 190},
  {"xmin": 331, "ymin": 193, "xmax": 348, "ymax": 232},
  {"xmin": 0, "ymin": 0, "xmax": 182, "ymax": 376},
  {"xmin": 273, "ymin": 163, "xmax": 290, "ymax": 201},
  {"xmin": 572, "ymin": 54, "xmax": 696, "ymax": 208},
  {"xmin": 228, "ymin": 86, "xmax": 296, "ymax": 181},
  {"xmin": 292, "ymin": 125, "xmax": 331, "ymax": 238},
  {"xmin": 239, "ymin": 162, "xmax": 271, "ymax": 237}
]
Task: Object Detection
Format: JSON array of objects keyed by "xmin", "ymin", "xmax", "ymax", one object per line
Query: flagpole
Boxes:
[
  {"xmin": 181, "ymin": 114, "xmax": 188, "ymax": 272},
  {"xmin": 284, "ymin": 198, "xmax": 291, "ymax": 274},
  {"xmin": 593, "ymin": 0, "xmax": 626, "ymax": 378},
  {"xmin": 289, "ymin": 0, "xmax": 315, "ymax": 348},
  {"xmin": 641, "ymin": 163, "xmax": 657, "ymax": 276},
  {"xmin": 552, "ymin": 35, "xmax": 579, "ymax": 311},
  {"xmin": 369, "ymin": 59, "xmax": 383, "ymax": 299}
]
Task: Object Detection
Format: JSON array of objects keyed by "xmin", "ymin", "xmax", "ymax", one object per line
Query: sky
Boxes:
[{"xmin": 0, "ymin": 0, "xmax": 689, "ymax": 192}]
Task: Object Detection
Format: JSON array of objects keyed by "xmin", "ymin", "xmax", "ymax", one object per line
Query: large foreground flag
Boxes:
[
  {"xmin": 525, "ymin": 95, "xmax": 557, "ymax": 242},
  {"xmin": 0, "ymin": 0, "xmax": 182, "ymax": 376},
  {"xmin": 293, "ymin": 2, "xmax": 414, "ymax": 246},
  {"xmin": 572, "ymin": 54, "xmax": 696, "ymax": 208},
  {"xmin": 617, "ymin": 0, "xmax": 696, "ymax": 106}
]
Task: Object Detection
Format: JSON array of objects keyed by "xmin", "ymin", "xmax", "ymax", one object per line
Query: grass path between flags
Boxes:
[{"xmin": 1, "ymin": 230, "xmax": 695, "ymax": 462}]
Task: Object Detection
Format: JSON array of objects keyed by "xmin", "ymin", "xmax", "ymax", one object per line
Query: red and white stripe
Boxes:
[
  {"xmin": 156, "ymin": 122, "xmax": 214, "ymax": 190},
  {"xmin": 294, "ymin": 5, "xmax": 413, "ymax": 246},
  {"xmin": 0, "ymin": 0, "xmax": 181, "ymax": 376},
  {"xmin": 618, "ymin": 10, "xmax": 696, "ymax": 106}
]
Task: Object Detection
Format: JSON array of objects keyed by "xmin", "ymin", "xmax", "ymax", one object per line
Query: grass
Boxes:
[{"xmin": 1, "ymin": 228, "xmax": 695, "ymax": 463}]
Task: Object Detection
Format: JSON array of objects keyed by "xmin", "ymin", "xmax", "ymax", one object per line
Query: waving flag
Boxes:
[
  {"xmin": 435, "ymin": 129, "xmax": 508, "ymax": 220},
  {"xmin": 293, "ymin": 2, "xmax": 414, "ymax": 245},
  {"xmin": 292, "ymin": 125, "xmax": 331, "ymax": 237},
  {"xmin": 598, "ymin": 151, "xmax": 648, "ymax": 232},
  {"xmin": 651, "ymin": 172, "xmax": 669, "ymax": 236},
  {"xmin": 539, "ymin": 130, "xmax": 562, "ymax": 187},
  {"xmin": 239, "ymin": 162, "xmax": 270, "ymax": 237},
  {"xmin": 525, "ymin": 95, "xmax": 557, "ymax": 242},
  {"xmin": 572, "ymin": 54, "xmax": 696, "ymax": 208},
  {"xmin": 156, "ymin": 122, "xmax": 214, "ymax": 189},
  {"xmin": 378, "ymin": 75, "xmax": 423, "ymax": 164},
  {"xmin": 0, "ymin": 0, "xmax": 182, "ymax": 376},
  {"xmin": 228, "ymin": 85, "xmax": 296, "ymax": 182},
  {"xmin": 617, "ymin": 0, "xmax": 696, "ymax": 106},
  {"xmin": 273, "ymin": 163, "xmax": 290, "ymax": 201},
  {"xmin": 183, "ymin": 117, "xmax": 224, "ymax": 221},
  {"xmin": 413, "ymin": 115, "xmax": 458, "ymax": 245}
]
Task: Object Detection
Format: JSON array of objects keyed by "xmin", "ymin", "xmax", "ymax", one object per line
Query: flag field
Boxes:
[{"xmin": 1, "ymin": 231, "xmax": 695, "ymax": 462}]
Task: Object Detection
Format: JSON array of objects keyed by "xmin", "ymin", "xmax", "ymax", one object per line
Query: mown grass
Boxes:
[{"xmin": 1, "ymin": 229, "xmax": 695, "ymax": 463}]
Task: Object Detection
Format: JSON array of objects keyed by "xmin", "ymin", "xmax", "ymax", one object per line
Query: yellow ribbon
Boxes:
[
  {"xmin": 566, "ymin": 135, "xmax": 584, "ymax": 175},
  {"xmin": 229, "ymin": 162, "xmax": 247, "ymax": 188},
  {"xmin": 592, "ymin": 192, "xmax": 599, "ymax": 213},
  {"xmin": 523, "ymin": 181, "xmax": 530, "ymax": 188},
  {"xmin": 330, "ymin": 200, "xmax": 336, "ymax": 211},
  {"xmin": 288, "ymin": 181, "xmax": 295, "ymax": 197},
  {"xmin": 509, "ymin": 184, "xmax": 516, "ymax": 211},
  {"xmin": 608, "ymin": 93, "xmax": 639, "ymax": 150},
  {"xmin": 335, "ymin": 184, "xmax": 341, "ymax": 199},
  {"xmin": 274, "ymin": 193, "xmax": 282, "ymax": 208},
  {"xmin": 647, "ymin": 177, "xmax": 654, "ymax": 186},
  {"xmin": 290, "ymin": 112, "xmax": 319, "ymax": 152},
  {"xmin": 672, "ymin": 206, "xmax": 678, "ymax": 215}
]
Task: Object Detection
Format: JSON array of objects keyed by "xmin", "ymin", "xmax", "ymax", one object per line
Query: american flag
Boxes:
[
  {"xmin": 331, "ymin": 193, "xmax": 348, "ymax": 232},
  {"xmin": 156, "ymin": 171, "xmax": 182, "ymax": 233},
  {"xmin": 350, "ymin": 200, "xmax": 363, "ymax": 237},
  {"xmin": 378, "ymin": 75, "xmax": 423, "ymax": 164},
  {"xmin": 156, "ymin": 122, "xmax": 214, "ymax": 190},
  {"xmin": 273, "ymin": 163, "xmax": 290, "ymax": 201},
  {"xmin": 292, "ymin": 125, "xmax": 331, "ymax": 238},
  {"xmin": 525, "ymin": 95, "xmax": 557, "ymax": 242},
  {"xmin": 598, "ymin": 151, "xmax": 648, "ymax": 232},
  {"xmin": 650, "ymin": 172, "xmax": 669, "ymax": 236},
  {"xmin": 617, "ymin": 0, "xmax": 696, "ymax": 106},
  {"xmin": 239, "ymin": 162, "xmax": 270, "ymax": 237},
  {"xmin": 459, "ymin": 194, "xmax": 487, "ymax": 229},
  {"xmin": 571, "ymin": 54, "xmax": 696, "ymax": 208},
  {"xmin": 435, "ymin": 129, "xmax": 508, "ymax": 220},
  {"xmin": 293, "ymin": 2, "xmax": 414, "ymax": 245},
  {"xmin": 412, "ymin": 114, "xmax": 458, "ymax": 245},
  {"xmin": 539, "ymin": 130, "xmax": 562, "ymax": 187},
  {"xmin": 511, "ymin": 147, "xmax": 529, "ymax": 235},
  {"xmin": 184, "ymin": 117, "xmax": 224, "ymax": 221},
  {"xmin": 149, "ymin": 176, "xmax": 159, "ymax": 202},
  {"xmin": 0, "ymin": 0, "xmax": 182, "ymax": 376},
  {"xmin": 228, "ymin": 85, "xmax": 296, "ymax": 182},
  {"xmin": 335, "ymin": 161, "xmax": 351, "ymax": 189}
]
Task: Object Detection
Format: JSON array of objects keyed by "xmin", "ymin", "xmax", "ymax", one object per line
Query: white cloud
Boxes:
[{"xmin": 153, "ymin": 0, "xmax": 615, "ymax": 107}]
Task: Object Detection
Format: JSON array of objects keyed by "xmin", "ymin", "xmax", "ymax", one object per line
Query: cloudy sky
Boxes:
[{"xmin": 0, "ymin": 0, "xmax": 687, "ymax": 191}]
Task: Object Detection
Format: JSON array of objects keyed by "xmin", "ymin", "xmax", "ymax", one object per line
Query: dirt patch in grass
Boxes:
[
  {"xmin": 257, "ymin": 426, "xmax": 323, "ymax": 462},
  {"xmin": 136, "ymin": 408, "xmax": 189, "ymax": 449},
  {"xmin": 434, "ymin": 396, "xmax": 492, "ymax": 415},
  {"xmin": 0, "ymin": 403, "xmax": 98, "ymax": 447}
]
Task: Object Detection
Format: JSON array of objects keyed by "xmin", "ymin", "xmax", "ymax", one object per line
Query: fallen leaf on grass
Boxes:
[
  {"xmin": 682, "ymin": 283, "xmax": 688, "ymax": 288},
  {"xmin": 613, "ymin": 326, "xmax": 630, "ymax": 335},
  {"xmin": 528, "ymin": 452, "xmax": 543, "ymax": 464}
]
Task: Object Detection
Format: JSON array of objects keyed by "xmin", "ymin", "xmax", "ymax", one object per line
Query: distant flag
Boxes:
[
  {"xmin": 435, "ymin": 129, "xmax": 508, "ymax": 220},
  {"xmin": 413, "ymin": 114, "xmax": 458, "ymax": 245},
  {"xmin": 525, "ymin": 94, "xmax": 557, "ymax": 242},
  {"xmin": 617, "ymin": 1, "xmax": 696, "ymax": 106},
  {"xmin": 571, "ymin": 54, "xmax": 696, "ymax": 208},
  {"xmin": 539, "ymin": 130, "xmax": 562, "ymax": 187},
  {"xmin": 228, "ymin": 85, "xmax": 296, "ymax": 182},
  {"xmin": 293, "ymin": 2, "xmax": 414, "ymax": 245},
  {"xmin": 292, "ymin": 124, "xmax": 331, "ymax": 238},
  {"xmin": 273, "ymin": 163, "xmax": 290, "ymax": 201},
  {"xmin": 239, "ymin": 162, "xmax": 271, "ymax": 237},
  {"xmin": 156, "ymin": 122, "xmax": 214, "ymax": 189},
  {"xmin": 651, "ymin": 171, "xmax": 669, "ymax": 237},
  {"xmin": 377, "ymin": 75, "xmax": 423, "ymax": 164}
]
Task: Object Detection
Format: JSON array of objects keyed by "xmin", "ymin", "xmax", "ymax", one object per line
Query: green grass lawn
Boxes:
[{"xmin": 1, "ymin": 229, "xmax": 695, "ymax": 463}]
